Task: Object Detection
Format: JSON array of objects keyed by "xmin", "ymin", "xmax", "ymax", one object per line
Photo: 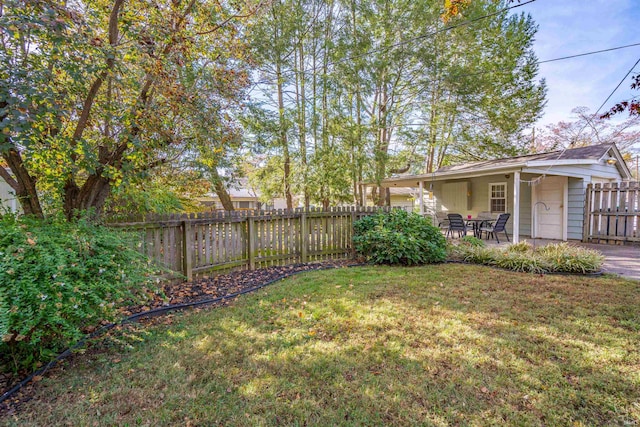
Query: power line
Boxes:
[
  {"xmin": 538, "ymin": 42, "xmax": 640, "ymax": 64},
  {"xmin": 592, "ymin": 57, "xmax": 640, "ymax": 118},
  {"xmin": 253, "ymin": 34, "xmax": 640, "ymax": 90},
  {"xmin": 520, "ymin": 56, "xmax": 640, "ymax": 185},
  {"xmin": 346, "ymin": 0, "xmax": 538, "ymax": 63}
]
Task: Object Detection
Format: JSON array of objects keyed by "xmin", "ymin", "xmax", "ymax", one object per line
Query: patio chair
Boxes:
[
  {"xmin": 435, "ymin": 212, "xmax": 450, "ymax": 232},
  {"xmin": 446, "ymin": 213, "xmax": 468, "ymax": 238},
  {"xmin": 480, "ymin": 213, "xmax": 510, "ymax": 243},
  {"xmin": 476, "ymin": 211, "xmax": 496, "ymax": 230}
]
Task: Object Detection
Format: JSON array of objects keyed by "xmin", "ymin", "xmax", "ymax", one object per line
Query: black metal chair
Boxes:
[
  {"xmin": 480, "ymin": 213, "xmax": 511, "ymax": 243},
  {"xmin": 446, "ymin": 213, "xmax": 468, "ymax": 238},
  {"xmin": 435, "ymin": 212, "xmax": 450, "ymax": 233}
]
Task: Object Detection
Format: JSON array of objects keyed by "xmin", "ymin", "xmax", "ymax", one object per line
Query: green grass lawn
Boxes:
[{"xmin": 2, "ymin": 264, "xmax": 640, "ymax": 426}]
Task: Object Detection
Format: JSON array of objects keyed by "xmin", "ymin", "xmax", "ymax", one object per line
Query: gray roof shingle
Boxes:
[{"xmin": 436, "ymin": 144, "xmax": 613, "ymax": 173}]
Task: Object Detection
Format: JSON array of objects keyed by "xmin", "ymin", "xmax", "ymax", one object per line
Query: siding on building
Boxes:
[
  {"xmin": 432, "ymin": 173, "xmax": 520, "ymax": 235},
  {"xmin": 523, "ymin": 163, "xmax": 619, "ymax": 240},
  {"xmin": 567, "ymin": 177, "xmax": 586, "ymax": 240},
  {"xmin": 428, "ymin": 164, "xmax": 622, "ymax": 241}
]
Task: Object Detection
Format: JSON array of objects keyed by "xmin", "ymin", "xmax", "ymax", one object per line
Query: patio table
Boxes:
[{"xmin": 465, "ymin": 217, "xmax": 494, "ymax": 238}]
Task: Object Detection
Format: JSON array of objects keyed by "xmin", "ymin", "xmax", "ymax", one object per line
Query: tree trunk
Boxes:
[
  {"xmin": 1, "ymin": 146, "xmax": 43, "ymax": 218},
  {"xmin": 294, "ymin": 15, "xmax": 309, "ymax": 210},
  {"xmin": 63, "ymin": 173, "xmax": 112, "ymax": 220},
  {"xmin": 276, "ymin": 63, "xmax": 293, "ymax": 210},
  {"xmin": 211, "ymin": 169, "xmax": 234, "ymax": 211}
]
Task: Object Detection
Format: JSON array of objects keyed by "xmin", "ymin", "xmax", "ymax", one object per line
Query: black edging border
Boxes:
[{"xmin": 0, "ymin": 262, "xmax": 365, "ymax": 406}]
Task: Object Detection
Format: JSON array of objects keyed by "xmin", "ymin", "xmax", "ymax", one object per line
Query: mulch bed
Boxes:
[
  {"xmin": 124, "ymin": 259, "xmax": 360, "ymax": 316},
  {"xmin": 0, "ymin": 259, "xmax": 361, "ymax": 417}
]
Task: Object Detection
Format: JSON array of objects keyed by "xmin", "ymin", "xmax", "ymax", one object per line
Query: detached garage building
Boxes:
[{"xmin": 369, "ymin": 143, "xmax": 633, "ymax": 242}]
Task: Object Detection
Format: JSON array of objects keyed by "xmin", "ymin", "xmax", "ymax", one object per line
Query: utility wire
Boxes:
[
  {"xmin": 592, "ymin": 57, "xmax": 640, "ymax": 118},
  {"xmin": 538, "ymin": 42, "xmax": 640, "ymax": 64},
  {"xmin": 520, "ymin": 56, "xmax": 640, "ymax": 185},
  {"xmin": 253, "ymin": 35, "xmax": 640, "ymax": 91},
  {"xmin": 257, "ymin": 42, "xmax": 640, "ymax": 123}
]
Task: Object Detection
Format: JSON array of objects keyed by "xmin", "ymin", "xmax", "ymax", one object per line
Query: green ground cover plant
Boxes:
[
  {"xmin": 2, "ymin": 264, "xmax": 639, "ymax": 426},
  {"xmin": 0, "ymin": 214, "xmax": 161, "ymax": 373},
  {"xmin": 450, "ymin": 240, "xmax": 605, "ymax": 274},
  {"xmin": 353, "ymin": 209, "xmax": 446, "ymax": 265}
]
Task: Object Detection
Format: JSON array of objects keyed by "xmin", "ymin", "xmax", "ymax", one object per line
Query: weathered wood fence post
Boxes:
[
  {"xmin": 247, "ymin": 216, "xmax": 256, "ymax": 270},
  {"xmin": 300, "ymin": 211, "xmax": 308, "ymax": 263},
  {"xmin": 182, "ymin": 215, "xmax": 193, "ymax": 281}
]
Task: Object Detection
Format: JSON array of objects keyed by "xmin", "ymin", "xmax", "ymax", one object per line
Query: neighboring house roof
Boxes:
[{"xmin": 374, "ymin": 143, "xmax": 632, "ymax": 187}]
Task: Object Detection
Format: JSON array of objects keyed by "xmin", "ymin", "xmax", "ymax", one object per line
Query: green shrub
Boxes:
[
  {"xmin": 452, "ymin": 240, "xmax": 604, "ymax": 274},
  {"xmin": 353, "ymin": 210, "xmax": 446, "ymax": 265},
  {"xmin": 495, "ymin": 251, "xmax": 548, "ymax": 274},
  {"xmin": 458, "ymin": 245, "xmax": 499, "ymax": 265},
  {"xmin": 460, "ymin": 236, "xmax": 485, "ymax": 247},
  {"xmin": 507, "ymin": 240, "xmax": 533, "ymax": 253},
  {"xmin": 535, "ymin": 243, "xmax": 604, "ymax": 274},
  {"xmin": 0, "ymin": 214, "xmax": 161, "ymax": 372}
]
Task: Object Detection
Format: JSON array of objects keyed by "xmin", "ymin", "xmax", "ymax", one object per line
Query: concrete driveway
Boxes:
[{"xmin": 575, "ymin": 242, "xmax": 640, "ymax": 281}]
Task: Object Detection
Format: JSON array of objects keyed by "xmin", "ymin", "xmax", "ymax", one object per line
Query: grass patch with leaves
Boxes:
[{"xmin": 2, "ymin": 264, "xmax": 639, "ymax": 426}]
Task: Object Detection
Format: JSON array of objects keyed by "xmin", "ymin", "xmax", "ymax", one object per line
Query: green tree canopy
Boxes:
[{"xmin": 1, "ymin": 0, "xmax": 258, "ymax": 219}]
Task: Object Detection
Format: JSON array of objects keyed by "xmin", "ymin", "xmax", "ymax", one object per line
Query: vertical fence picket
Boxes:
[
  {"xmin": 162, "ymin": 223, "xmax": 170, "ymax": 267},
  {"xmin": 630, "ymin": 183, "xmax": 636, "ymax": 237},
  {"xmin": 278, "ymin": 216, "xmax": 283, "ymax": 265},
  {"xmin": 204, "ymin": 219, "xmax": 211, "ymax": 266},
  {"xmin": 593, "ymin": 184, "xmax": 603, "ymax": 238}
]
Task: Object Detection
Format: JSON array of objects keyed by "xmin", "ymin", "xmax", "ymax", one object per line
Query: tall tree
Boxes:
[
  {"xmin": 245, "ymin": 0, "xmax": 546, "ymax": 207},
  {"xmin": 0, "ymin": 0, "xmax": 258, "ymax": 219}
]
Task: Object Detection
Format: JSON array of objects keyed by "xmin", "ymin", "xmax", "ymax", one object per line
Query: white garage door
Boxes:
[{"xmin": 533, "ymin": 175, "xmax": 566, "ymax": 240}]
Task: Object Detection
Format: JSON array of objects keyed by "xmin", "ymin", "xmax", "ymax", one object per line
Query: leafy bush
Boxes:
[
  {"xmin": 0, "ymin": 214, "xmax": 161, "ymax": 372},
  {"xmin": 507, "ymin": 240, "xmax": 533, "ymax": 253},
  {"xmin": 495, "ymin": 250, "xmax": 548, "ymax": 274},
  {"xmin": 353, "ymin": 210, "xmax": 446, "ymax": 265},
  {"xmin": 457, "ymin": 245, "xmax": 499, "ymax": 265},
  {"xmin": 451, "ymin": 240, "xmax": 604, "ymax": 274},
  {"xmin": 534, "ymin": 243, "xmax": 604, "ymax": 274},
  {"xmin": 460, "ymin": 236, "xmax": 485, "ymax": 247}
]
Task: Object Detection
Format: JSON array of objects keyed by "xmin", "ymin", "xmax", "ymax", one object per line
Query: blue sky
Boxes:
[{"xmin": 512, "ymin": 0, "xmax": 640, "ymax": 129}]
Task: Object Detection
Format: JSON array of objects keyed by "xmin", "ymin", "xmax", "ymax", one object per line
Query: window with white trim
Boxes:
[{"xmin": 489, "ymin": 182, "xmax": 507, "ymax": 213}]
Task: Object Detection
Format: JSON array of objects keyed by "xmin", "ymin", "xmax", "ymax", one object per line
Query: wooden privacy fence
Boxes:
[
  {"xmin": 108, "ymin": 206, "xmax": 392, "ymax": 281},
  {"xmin": 583, "ymin": 182, "xmax": 640, "ymax": 244}
]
